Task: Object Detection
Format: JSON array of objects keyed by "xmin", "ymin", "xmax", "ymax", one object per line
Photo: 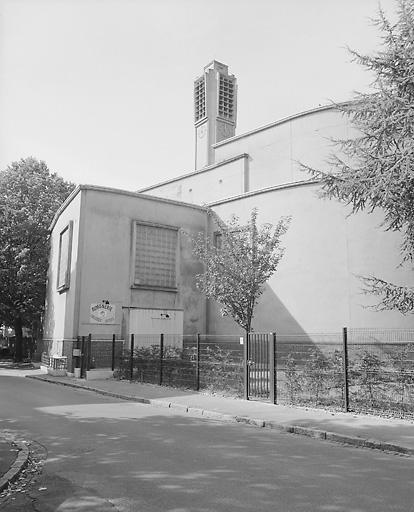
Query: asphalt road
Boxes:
[{"xmin": 0, "ymin": 375, "xmax": 413, "ymax": 512}]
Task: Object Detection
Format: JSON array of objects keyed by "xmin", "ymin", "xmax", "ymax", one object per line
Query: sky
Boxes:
[{"xmin": 0, "ymin": 0, "xmax": 398, "ymax": 191}]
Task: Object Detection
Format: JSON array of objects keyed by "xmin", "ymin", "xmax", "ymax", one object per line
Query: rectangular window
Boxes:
[
  {"xmin": 57, "ymin": 221, "xmax": 73, "ymax": 292},
  {"xmin": 213, "ymin": 231, "xmax": 222, "ymax": 249},
  {"xmin": 133, "ymin": 222, "xmax": 178, "ymax": 290},
  {"xmin": 194, "ymin": 77, "xmax": 206, "ymax": 121}
]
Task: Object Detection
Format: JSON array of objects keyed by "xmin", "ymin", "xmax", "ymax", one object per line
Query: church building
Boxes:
[{"xmin": 42, "ymin": 61, "xmax": 414, "ymax": 363}]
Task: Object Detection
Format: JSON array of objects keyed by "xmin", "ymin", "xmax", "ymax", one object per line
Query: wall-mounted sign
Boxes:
[{"xmin": 90, "ymin": 301, "xmax": 116, "ymax": 324}]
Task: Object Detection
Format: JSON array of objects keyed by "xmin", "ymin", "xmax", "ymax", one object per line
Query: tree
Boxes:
[
  {"xmin": 192, "ymin": 209, "xmax": 290, "ymax": 336},
  {"xmin": 0, "ymin": 157, "xmax": 75, "ymax": 361},
  {"xmin": 302, "ymin": 0, "xmax": 414, "ymax": 313}
]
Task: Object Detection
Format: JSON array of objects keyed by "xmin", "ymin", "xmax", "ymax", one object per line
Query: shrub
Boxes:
[
  {"xmin": 284, "ymin": 353, "xmax": 302, "ymax": 403},
  {"xmin": 386, "ymin": 343, "xmax": 414, "ymax": 411},
  {"xmin": 353, "ymin": 350, "xmax": 383, "ymax": 406},
  {"xmin": 302, "ymin": 349, "xmax": 332, "ymax": 404},
  {"xmin": 200, "ymin": 345, "xmax": 243, "ymax": 396}
]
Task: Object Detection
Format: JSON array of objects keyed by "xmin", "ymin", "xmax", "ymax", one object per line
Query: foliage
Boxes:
[
  {"xmin": 192, "ymin": 208, "xmax": 290, "ymax": 333},
  {"xmin": 115, "ymin": 343, "xmax": 243, "ymax": 397},
  {"xmin": 386, "ymin": 342, "xmax": 414, "ymax": 409},
  {"xmin": 301, "ymin": 0, "xmax": 414, "ymax": 312},
  {"xmin": 281, "ymin": 345, "xmax": 414, "ymax": 417},
  {"xmin": 353, "ymin": 351, "xmax": 383, "ymax": 405},
  {"xmin": 199, "ymin": 345, "xmax": 243, "ymax": 396},
  {"xmin": 284, "ymin": 353, "xmax": 302, "ymax": 403},
  {"xmin": 330, "ymin": 349, "xmax": 346, "ymax": 399},
  {"xmin": 0, "ymin": 157, "xmax": 75, "ymax": 360},
  {"xmin": 302, "ymin": 349, "xmax": 332, "ymax": 403}
]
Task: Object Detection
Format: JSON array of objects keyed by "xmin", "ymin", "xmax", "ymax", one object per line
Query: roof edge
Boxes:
[
  {"xmin": 49, "ymin": 184, "xmax": 208, "ymax": 231},
  {"xmin": 206, "ymin": 179, "xmax": 320, "ymax": 207},
  {"xmin": 137, "ymin": 153, "xmax": 248, "ymax": 193},
  {"xmin": 213, "ymin": 102, "xmax": 350, "ymax": 148}
]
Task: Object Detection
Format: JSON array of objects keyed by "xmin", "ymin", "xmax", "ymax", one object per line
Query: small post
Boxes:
[
  {"xmin": 269, "ymin": 332, "xmax": 277, "ymax": 405},
  {"xmin": 111, "ymin": 334, "xmax": 116, "ymax": 371},
  {"xmin": 195, "ymin": 333, "xmax": 201, "ymax": 391},
  {"xmin": 87, "ymin": 334, "xmax": 92, "ymax": 371},
  {"xmin": 81, "ymin": 336, "xmax": 85, "ymax": 378},
  {"xmin": 342, "ymin": 327, "xmax": 349, "ymax": 412},
  {"xmin": 243, "ymin": 332, "xmax": 249, "ymax": 401},
  {"xmin": 159, "ymin": 333, "xmax": 164, "ymax": 386},
  {"xmin": 130, "ymin": 333, "xmax": 135, "ymax": 381}
]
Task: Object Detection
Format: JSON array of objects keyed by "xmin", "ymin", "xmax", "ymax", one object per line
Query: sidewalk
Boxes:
[{"xmin": 27, "ymin": 374, "xmax": 414, "ymax": 456}]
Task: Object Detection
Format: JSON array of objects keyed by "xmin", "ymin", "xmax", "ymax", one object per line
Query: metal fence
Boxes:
[
  {"xmin": 272, "ymin": 329, "xmax": 414, "ymax": 419},
  {"xmin": 115, "ymin": 329, "xmax": 414, "ymax": 419},
  {"xmin": 115, "ymin": 333, "xmax": 244, "ymax": 396},
  {"xmin": 42, "ymin": 335, "xmax": 124, "ymax": 375}
]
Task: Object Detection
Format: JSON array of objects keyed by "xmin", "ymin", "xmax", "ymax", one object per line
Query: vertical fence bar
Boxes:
[
  {"xmin": 258, "ymin": 335, "xmax": 261, "ymax": 397},
  {"xmin": 159, "ymin": 333, "xmax": 164, "ymax": 386},
  {"xmin": 195, "ymin": 333, "xmax": 200, "ymax": 391},
  {"xmin": 261, "ymin": 335, "xmax": 265, "ymax": 397},
  {"xmin": 253, "ymin": 335, "xmax": 256, "ymax": 397},
  {"xmin": 265, "ymin": 334, "xmax": 269, "ymax": 398},
  {"xmin": 75, "ymin": 336, "xmax": 80, "ymax": 376},
  {"xmin": 111, "ymin": 334, "xmax": 116, "ymax": 371},
  {"xmin": 342, "ymin": 327, "xmax": 350, "ymax": 412},
  {"xmin": 80, "ymin": 336, "xmax": 85, "ymax": 378},
  {"xmin": 87, "ymin": 334, "xmax": 92, "ymax": 371},
  {"xmin": 269, "ymin": 332, "xmax": 277, "ymax": 404},
  {"xmin": 274, "ymin": 332, "xmax": 278, "ymax": 403},
  {"xmin": 130, "ymin": 333, "xmax": 135, "ymax": 381},
  {"xmin": 243, "ymin": 333, "xmax": 249, "ymax": 400}
]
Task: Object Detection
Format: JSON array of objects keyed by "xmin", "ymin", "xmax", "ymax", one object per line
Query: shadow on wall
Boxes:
[{"xmin": 207, "ymin": 283, "xmax": 309, "ymax": 337}]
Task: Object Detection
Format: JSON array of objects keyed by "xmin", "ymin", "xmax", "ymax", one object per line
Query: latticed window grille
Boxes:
[
  {"xmin": 194, "ymin": 77, "xmax": 206, "ymax": 121},
  {"xmin": 218, "ymin": 75, "xmax": 235, "ymax": 120},
  {"xmin": 134, "ymin": 223, "xmax": 178, "ymax": 289}
]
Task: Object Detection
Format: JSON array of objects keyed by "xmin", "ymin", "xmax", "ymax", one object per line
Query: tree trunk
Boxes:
[{"xmin": 14, "ymin": 317, "xmax": 24, "ymax": 362}]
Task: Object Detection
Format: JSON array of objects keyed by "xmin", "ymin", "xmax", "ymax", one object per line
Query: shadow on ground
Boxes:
[{"xmin": 2, "ymin": 400, "xmax": 409, "ymax": 512}]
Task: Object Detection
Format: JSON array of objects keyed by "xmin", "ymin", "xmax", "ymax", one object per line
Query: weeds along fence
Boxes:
[
  {"xmin": 114, "ymin": 334, "xmax": 244, "ymax": 397},
  {"xmin": 114, "ymin": 329, "xmax": 414, "ymax": 419},
  {"xmin": 276, "ymin": 328, "xmax": 414, "ymax": 419}
]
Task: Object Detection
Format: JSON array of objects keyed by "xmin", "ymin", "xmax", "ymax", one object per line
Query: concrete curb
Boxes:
[
  {"xmin": 0, "ymin": 435, "xmax": 30, "ymax": 493},
  {"xmin": 26, "ymin": 375, "xmax": 414, "ymax": 457}
]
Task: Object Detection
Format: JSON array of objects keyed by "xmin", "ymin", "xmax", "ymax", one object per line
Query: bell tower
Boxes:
[{"xmin": 194, "ymin": 61, "xmax": 237, "ymax": 169}]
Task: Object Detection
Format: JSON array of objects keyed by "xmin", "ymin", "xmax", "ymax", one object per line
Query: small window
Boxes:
[
  {"xmin": 133, "ymin": 222, "xmax": 178, "ymax": 290},
  {"xmin": 57, "ymin": 222, "xmax": 73, "ymax": 292},
  {"xmin": 213, "ymin": 231, "xmax": 222, "ymax": 249}
]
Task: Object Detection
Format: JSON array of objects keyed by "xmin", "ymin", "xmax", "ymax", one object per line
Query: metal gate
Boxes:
[{"xmin": 245, "ymin": 332, "xmax": 276, "ymax": 402}]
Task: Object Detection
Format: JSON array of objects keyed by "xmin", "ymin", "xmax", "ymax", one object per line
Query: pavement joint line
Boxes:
[
  {"xmin": 0, "ymin": 434, "xmax": 30, "ymax": 493},
  {"xmin": 25, "ymin": 375, "xmax": 414, "ymax": 457}
]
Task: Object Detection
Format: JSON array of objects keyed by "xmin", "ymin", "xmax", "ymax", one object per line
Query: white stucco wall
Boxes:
[
  {"xmin": 75, "ymin": 188, "xmax": 208, "ymax": 339},
  {"xmin": 213, "ymin": 107, "xmax": 352, "ymax": 192},
  {"xmin": 142, "ymin": 155, "xmax": 247, "ymax": 205},
  {"xmin": 43, "ymin": 190, "xmax": 82, "ymax": 345},
  {"xmin": 208, "ymin": 185, "xmax": 414, "ymax": 334}
]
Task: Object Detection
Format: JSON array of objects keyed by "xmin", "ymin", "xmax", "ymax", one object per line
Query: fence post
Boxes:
[
  {"xmin": 159, "ymin": 333, "xmax": 164, "ymax": 386},
  {"xmin": 195, "ymin": 333, "xmax": 200, "ymax": 391},
  {"xmin": 269, "ymin": 332, "xmax": 277, "ymax": 405},
  {"xmin": 243, "ymin": 332, "xmax": 249, "ymax": 401},
  {"xmin": 87, "ymin": 334, "xmax": 92, "ymax": 371},
  {"xmin": 74, "ymin": 336, "xmax": 80, "ymax": 375},
  {"xmin": 111, "ymin": 334, "xmax": 116, "ymax": 371},
  {"xmin": 81, "ymin": 336, "xmax": 85, "ymax": 378},
  {"xmin": 130, "ymin": 333, "xmax": 135, "ymax": 381},
  {"xmin": 342, "ymin": 327, "xmax": 350, "ymax": 412}
]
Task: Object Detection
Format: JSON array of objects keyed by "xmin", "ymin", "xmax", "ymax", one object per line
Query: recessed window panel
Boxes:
[{"xmin": 134, "ymin": 223, "xmax": 178, "ymax": 289}]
